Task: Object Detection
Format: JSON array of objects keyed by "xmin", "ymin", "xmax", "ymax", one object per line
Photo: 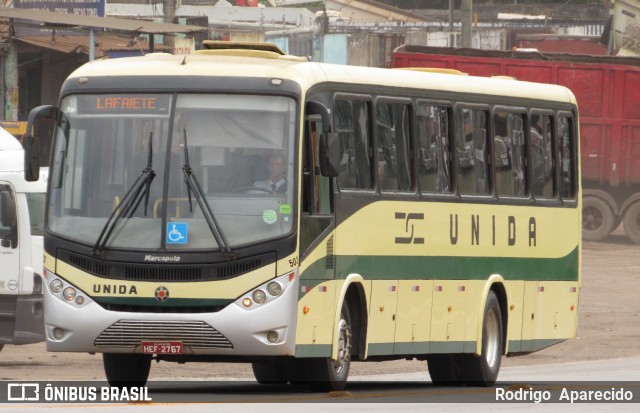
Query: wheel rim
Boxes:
[
  {"xmin": 333, "ymin": 318, "xmax": 351, "ymax": 375},
  {"xmin": 583, "ymin": 206, "xmax": 603, "ymax": 231},
  {"xmin": 485, "ymin": 308, "xmax": 500, "ymax": 368}
]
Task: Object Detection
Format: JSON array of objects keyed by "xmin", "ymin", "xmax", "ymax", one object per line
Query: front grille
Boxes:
[
  {"xmin": 123, "ymin": 266, "xmax": 203, "ymax": 282},
  {"xmin": 60, "ymin": 250, "xmax": 272, "ymax": 282},
  {"xmin": 94, "ymin": 320, "xmax": 233, "ymax": 349}
]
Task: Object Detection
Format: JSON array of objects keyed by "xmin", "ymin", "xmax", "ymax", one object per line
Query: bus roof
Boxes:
[{"xmin": 66, "ymin": 52, "xmax": 577, "ymax": 105}]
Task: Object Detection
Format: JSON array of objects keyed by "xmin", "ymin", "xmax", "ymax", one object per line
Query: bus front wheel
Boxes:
[
  {"xmin": 103, "ymin": 353, "xmax": 152, "ymax": 388},
  {"xmin": 305, "ymin": 303, "xmax": 352, "ymax": 392}
]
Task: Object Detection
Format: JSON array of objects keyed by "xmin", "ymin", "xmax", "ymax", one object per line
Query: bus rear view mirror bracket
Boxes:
[
  {"xmin": 319, "ymin": 132, "xmax": 340, "ymax": 177},
  {"xmin": 24, "ymin": 105, "xmax": 59, "ymax": 182}
]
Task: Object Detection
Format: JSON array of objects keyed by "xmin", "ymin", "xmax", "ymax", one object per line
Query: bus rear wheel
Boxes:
[
  {"xmin": 305, "ymin": 303, "xmax": 352, "ymax": 392},
  {"xmin": 427, "ymin": 354, "xmax": 465, "ymax": 385},
  {"xmin": 103, "ymin": 353, "xmax": 152, "ymax": 388},
  {"xmin": 462, "ymin": 291, "xmax": 503, "ymax": 386}
]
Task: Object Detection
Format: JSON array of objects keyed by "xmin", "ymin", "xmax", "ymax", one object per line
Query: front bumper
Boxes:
[{"xmin": 43, "ymin": 275, "xmax": 299, "ymax": 356}]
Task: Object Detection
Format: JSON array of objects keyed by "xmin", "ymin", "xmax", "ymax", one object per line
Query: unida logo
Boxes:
[{"xmin": 154, "ymin": 286, "xmax": 170, "ymax": 302}]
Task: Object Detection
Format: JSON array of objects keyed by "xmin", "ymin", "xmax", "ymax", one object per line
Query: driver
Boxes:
[{"xmin": 253, "ymin": 154, "xmax": 287, "ymax": 193}]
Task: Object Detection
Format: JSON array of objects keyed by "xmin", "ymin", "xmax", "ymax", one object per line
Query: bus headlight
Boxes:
[
  {"xmin": 252, "ymin": 290, "xmax": 266, "ymax": 304},
  {"xmin": 267, "ymin": 282, "xmax": 282, "ymax": 297},
  {"xmin": 44, "ymin": 270, "xmax": 89, "ymax": 308},
  {"xmin": 50, "ymin": 279, "xmax": 63, "ymax": 293},
  {"xmin": 236, "ymin": 269, "xmax": 297, "ymax": 310},
  {"xmin": 62, "ymin": 287, "xmax": 77, "ymax": 302}
]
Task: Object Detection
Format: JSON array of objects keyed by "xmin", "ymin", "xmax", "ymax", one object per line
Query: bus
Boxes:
[{"xmin": 24, "ymin": 41, "xmax": 581, "ymax": 391}]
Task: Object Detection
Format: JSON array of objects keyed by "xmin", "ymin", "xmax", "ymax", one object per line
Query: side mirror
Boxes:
[
  {"xmin": 319, "ymin": 132, "xmax": 340, "ymax": 177},
  {"xmin": 24, "ymin": 136, "xmax": 41, "ymax": 182},
  {"xmin": 24, "ymin": 105, "xmax": 59, "ymax": 182}
]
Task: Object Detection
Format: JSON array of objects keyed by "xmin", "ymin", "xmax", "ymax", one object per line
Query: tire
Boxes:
[
  {"xmin": 427, "ymin": 354, "xmax": 465, "ymax": 386},
  {"xmin": 305, "ymin": 303, "xmax": 352, "ymax": 392},
  {"xmin": 462, "ymin": 291, "xmax": 503, "ymax": 386},
  {"xmin": 251, "ymin": 361, "xmax": 288, "ymax": 384},
  {"xmin": 623, "ymin": 202, "xmax": 640, "ymax": 244},
  {"xmin": 582, "ymin": 196, "xmax": 615, "ymax": 241},
  {"xmin": 103, "ymin": 353, "xmax": 152, "ymax": 388}
]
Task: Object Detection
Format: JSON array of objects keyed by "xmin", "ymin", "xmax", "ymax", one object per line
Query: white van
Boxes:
[{"xmin": 0, "ymin": 126, "xmax": 47, "ymax": 351}]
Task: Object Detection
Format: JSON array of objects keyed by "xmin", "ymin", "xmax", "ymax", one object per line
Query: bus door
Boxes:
[
  {"xmin": 0, "ymin": 184, "xmax": 19, "ymax": 296},
  {"xmin": 300, "ymin": 115, "xmax": 335, "ymax": 273}
]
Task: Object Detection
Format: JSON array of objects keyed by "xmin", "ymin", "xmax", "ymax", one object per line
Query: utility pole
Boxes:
[
  {"xmin": 449, "ymin": 0, "xmax": 454, "ymax": 47},
  {"xmin": 3, "ymin": 29, "xmax": 18, "ymax": 120},
  {"xmin": 163, "ymin": 0, "xmax": 176, "ymax": 51},
  {"xmin": 461, "ymin": 0, "xmax": 473, "ymax": 48}
]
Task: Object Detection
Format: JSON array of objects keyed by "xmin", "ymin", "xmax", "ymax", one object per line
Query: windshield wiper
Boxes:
[
  {"xmin": 92, "ymin": 133, "xmax": 156, "ymax": 256},
  {"xmin": 181, "ymin": 130, "xmax": 234, "ymax": 260}
]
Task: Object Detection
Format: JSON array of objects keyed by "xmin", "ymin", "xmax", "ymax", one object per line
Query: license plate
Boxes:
[{"xmin": 141, "ymin": 341, "xmax": 183, "ymax": 354}]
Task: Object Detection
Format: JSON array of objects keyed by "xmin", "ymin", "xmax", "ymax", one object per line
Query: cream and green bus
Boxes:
[{"xmin": 24, "ymin": 41, "xmax": 580, "ymax": 391}]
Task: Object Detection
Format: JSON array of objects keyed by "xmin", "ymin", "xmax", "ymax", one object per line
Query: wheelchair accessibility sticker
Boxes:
[{"xmin": 167, "ymin": 222, "xmax": 188, "ymax": 244}]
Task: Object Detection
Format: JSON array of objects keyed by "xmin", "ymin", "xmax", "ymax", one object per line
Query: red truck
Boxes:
[{"xmin": 393, "ymin": 45, "xmax": 640, "ymax": 243}]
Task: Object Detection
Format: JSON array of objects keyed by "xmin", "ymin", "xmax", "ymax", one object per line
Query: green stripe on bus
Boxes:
[
  {"xmin": 367, "ymin": 343, "xmax": 395, "ymax": 356},
  {"xmin": 296, "ymin": 340, "xmax": 564, "ymax": 359},
  {"xmin": 508, "ymin": 339, "xmax": 566, "ymax": 353},
  {"xmin": 392, "ymin": 342, "xmax": 430, "ymax": 355},
  {"xmin": 368, "ymin": 341, "xmax": 475, "ymax": 356},
  {"xmin": 301, "ymin": 247, "xmax": 578, "ymax": 282},
  {"xmin": 428, "ymin": 341, "xmax": 476, "ymax": 354},
  {"xmin": 295, "ymin": 344, "xmax": 332, "ymax": 358}
]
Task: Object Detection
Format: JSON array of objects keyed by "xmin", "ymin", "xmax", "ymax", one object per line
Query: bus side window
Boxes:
[
  {"xmin": 0, "ymin": 186, "xmax": 17, "ymax": 249},
  {"xmin": 558, "ymin": 116, "xmax": 576, "ymax": 200},
  {"xmin": 456, "ymin": 108, "xmax": 490, "ymax": 195},
  {"xmin": 376, "ymin": 101, "xmax": 412, "ymax": 192},
  {"xmin": 334, "ymin": 99, "xmax": 373, "ymax": 190},
  {"xmin": 494, "ymin": 110, "xmax": 526, "ymax": 197},
  {"xmin": 417, "ymin": 104, "xmax": 451, "ymax": 194},
  {"xmin": 531, "ymin": 114, "xmax": 555, "ymax": 199}
]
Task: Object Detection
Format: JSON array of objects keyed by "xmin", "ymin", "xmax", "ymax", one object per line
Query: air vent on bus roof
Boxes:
[
  {"xmin": 202, "ymin": 40, "xmax": 286, "ymax": 55},
  {"xmin": 196, "ymin": 41, "xmax": 307, "ymax": 62},
  {"xmin": 392, "ymin": 67, "xmax": 468, "ymax": 75}
]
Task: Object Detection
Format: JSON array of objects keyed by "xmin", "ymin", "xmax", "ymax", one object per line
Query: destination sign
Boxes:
[{"xmin": 76, "ymin": 95, "xmax": 171, "ymax": 115}]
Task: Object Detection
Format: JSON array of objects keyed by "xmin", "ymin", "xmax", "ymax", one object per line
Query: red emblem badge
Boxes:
[{"xmin": 155, "ymin": 286, "xmax": 169, "ymax": 302}]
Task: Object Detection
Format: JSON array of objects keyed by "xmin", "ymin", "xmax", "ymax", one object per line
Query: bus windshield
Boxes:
[{"xmin": 47, "ymin": 93, "xmax": 297, "ymax": 251}]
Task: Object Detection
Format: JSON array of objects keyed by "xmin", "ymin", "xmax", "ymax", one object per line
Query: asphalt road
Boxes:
[{"xmin": 3, "ymin": 356, "xmax": 638, "ymax": 412}]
